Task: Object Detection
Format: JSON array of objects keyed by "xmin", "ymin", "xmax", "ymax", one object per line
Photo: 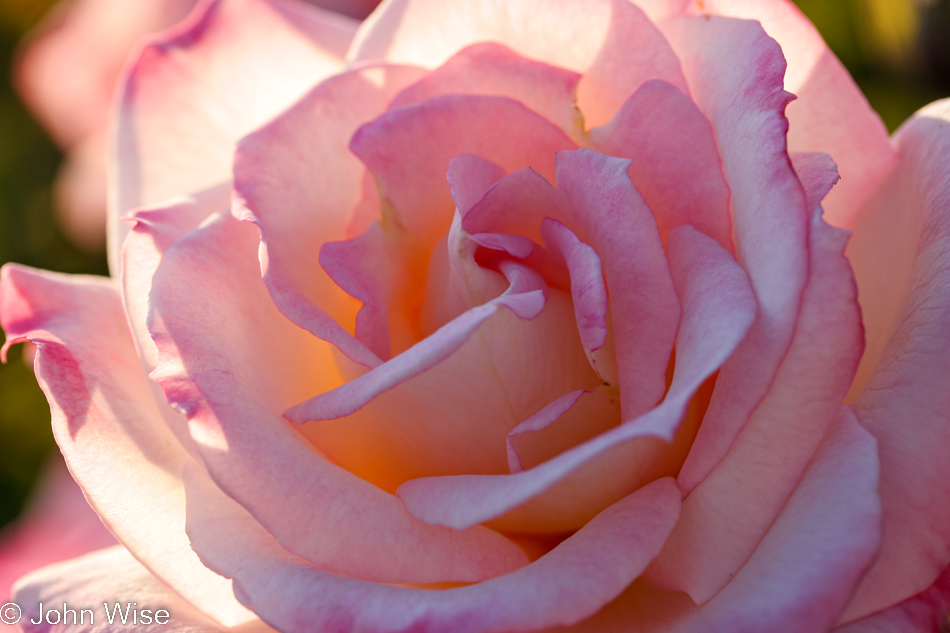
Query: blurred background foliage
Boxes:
[{"xmin": 0, "ymin": 0, "xmax": 949, "ymax": 535}]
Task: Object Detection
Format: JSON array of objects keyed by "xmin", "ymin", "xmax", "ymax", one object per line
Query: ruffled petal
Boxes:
[
  {"xmin": 0, "ymin": 265, "xmax": 254, "ymax": 627},
  {"xmin": 682, "ymin": 0, "xmax": 897, "ymax": 228},
  {"xmin": 185, "ymin": 465, "xmax": 681, "ymax": 633},
  {"xmin": 350, "ymin": 0, "xmax": 686, "ymax": 127},
  {"xmin": 590, "ymin": 79, "xmax": 732, "ymax": 252},
  {"xmin": 349, "ymin": 94, "xmax": 576, "ymax": 247},
  {"xmin": 111, "ymin": 0, "xmax": 355, "ymax": 270},
  {"xmin": 397, "ymin": 226, "xmax": 754, "ymax": 533},
  {"xmin": 662, "ymin": 15, "xmax": 810, "ymax": 493},
  {"xmin": 233, "ymin": 64, "xmax": 426, "ymax": 369},
  {"xmin": 12, "ymin": 546, "xmax": 273, "ymax": 633},
  {"xmin": 665, "ymin": 407, "xmax": 881, "ymax": 633},
  {"xmin": 647, "ymin": 153, "xmax": 863, "ymax": 602},
  {"xmin": 841, "ymin": 99, "xmax": 950, "ymax": 621},
  {"xmin": 148, "ymin": 212, "xmax": 528, "ymax": 584}
]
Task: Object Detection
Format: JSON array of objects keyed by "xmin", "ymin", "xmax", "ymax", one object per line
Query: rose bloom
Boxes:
[{"xmin": 2, "ymin": 0, "xmax": 950, "ymax": 631}]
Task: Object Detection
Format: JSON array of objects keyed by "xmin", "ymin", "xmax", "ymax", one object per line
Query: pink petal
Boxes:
[
  {"xmin": 185, "ymin": 464, "xmax": 682, "ymax": 633},
  {"xmin": 349, "ymin": 94, "xmax": 576, "ymax": 247},
  {"xmin": 112, "ymin": 0, "xmax": 355, "ymax": 270},
  {"xmin": 12, "ymin": 546, "xmax": 273, "ymax": 633},
  {"xmin": 541, "ymin": 218, "xmax": 616, "ymax": 383},
  {"xmin": 662, "ymin": 15, "xmax": 810, "ymax": 493},
  {"xmin": 350, "ymin": 0, "xmax": 686, "ymax": 129},
  {"xmin": 390, "ymin": 42, "xmax": 582, "ymax": 137},
  {"xmin": 147, "ymin": 212, "xmax": 528, "ymax": 584},
  {"xmin": 590, "ymin": 79, "xmax": 732, "ymax": 252},
  {"xmin": 397, "ymin": 226, "xmax": 755, "ymax": 533},
  {"xmin": 446, "ymin": 154, "xmax": 508, "ymax": 216},
  {"xmin": 841, "ymin": 99, "xmax": 950, "ymax": 621},
  {"xmin": 835, "ymin": 564, "xmax": 950, "ymax": 633},
  {"xmin": 0, "ymin": 265, "xmax": 255, "ymax": 627},
  {"xmin": 0, "ymin": 461, "xmax": 115, "ymax": 601},
  {"xmin": 551, "ymin": 579, "xmax": 699, "ymax": 633},
  {"xmin": 666, "ymin": 407, "xmax": 882, "ymax": 633},
  {"xmin": 682, "ymin": 0, "xmax": 897, "ymax": 228},
  {"xmin": 647, "ymin": 153, "xmax": 863, "ymax": 603},
  {"xmin": 555, "ymin": 149, "xmax": 680, "ymax": 420},
  {"xmin": 233, "ymin": 64, "xmax": 426, "ymax": 370}
]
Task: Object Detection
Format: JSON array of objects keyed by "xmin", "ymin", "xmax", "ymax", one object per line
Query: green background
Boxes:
[{"xmin": 0, "ymin": 0, "xmax": 948, "ymax": 534}]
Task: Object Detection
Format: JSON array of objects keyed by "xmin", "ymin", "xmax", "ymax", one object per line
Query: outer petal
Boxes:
[
  {"xmin": 12, "ymin": 546, "xmax": 274, "ymax": 633},
  {"xmin": 0, "ymin": 266, "xmax": 255, "ymax": 627},
  {"xmin": 111, "ymin": 0, "xmax": 355, "ymax": 270},
  {"xmin": 349, "ymin": 0, "xmax": 687, "ymax": 127},
  {"xmin": 662, "ymin": 15, "xmax": 810, "ymax": 493},
  {"xmin": 185, "ymin": 465, "xmax": 682, "ymax": 633},
  {"xmin": 148, "ymin": 212, "xmax": 528, "ymax": 584},
  {"xmin": 233, "ymin": 64, "xmax": 427, "ymax": 369},
  {"xmin": 0, "ymin": 461, "xmax": 114, "ymax": 601},
  {"xmin": 680, "ymin": 0, "xmax": 897, "ymax": 227},
  {"xmin": 841, "ymin": 99, "xmax": 950, "ymax": 621},
  {"xmin": 647, "ymin": 154, "xmax": 863, "ymax": 602},
  {"xmin": 666, "ymin": 407, "xmax": 882, "ymax": 633}
]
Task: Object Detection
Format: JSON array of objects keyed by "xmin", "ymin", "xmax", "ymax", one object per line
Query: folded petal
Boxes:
[
  {"xmin": 590, "ymin": 79, "xmax": 732, "ymax": 252},
  {"xmin": 112, "ymin": 0, "xmax": 355, "ymax": 270},
  {"xmin": 12, "ymin": 546, "xmax": 273, "ymax": 633},
  {"xmin": 683, "ymin": 0, "xmax": 897, "ymax": 227},
  {"xmin": 233, "ymin": 64, "xmax": 426, "ymax": 369},
  {"xmin": 835, "ymin": 564, "xmax": 950, "ymax": 633},
  {"xmin": 662, "ymin": 15, "xmax": 810, "ymax": 493},
  {"xmin": 0, "ymin": 265, "xmax": 254, "ymax": 627},
  {"xmin": 666, "ymin": 407, "xmax": 881, "ymax": 633},
  {"xmin": 186, "ymin": 465, "xmax": 682, "ymax": 633},
  {"xmin": 148, "ymin": 212, "xmax": 527, "ymax": 584},
  {"xmin": 397, "ymin": 226, "xmax": 754, "ymax": 533},
  {"xmin": 350, "ymin": 94, "xmax": 576, "ymax": 247},
  {"xmin": 390, "ymin": 42, "xmax": 583, "ymax": 138},
  {"xmin": 648, "ymin": 154, "xmax": 863, "ymax": 602},
  {"xmin": 0, "ymin": 461, "xmax": 115, "ymax": 601},
  {"xmin": 842, "ymin": 99, "xmax": 950, "ymax": 621},
  {"xmin": 350, "ymin": 0, "xmax": 686, "ymax": 126}
]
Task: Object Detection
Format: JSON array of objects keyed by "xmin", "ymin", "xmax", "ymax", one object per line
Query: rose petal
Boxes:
[
  {"xmin": 0, "ymin": 265, "xmax": 254, "ymax": 627},
  {"xmin": 647, "ymin": 153, "xmax": 863, "ymax": 603},
  {"xmin": 589, "ymin": 79, "xmax": 732, "ymax": 252},
  {"xmin": 397, "ymin": 225, "xmax": 754, "ymax": 533},
  {"xmin": 662, "ymin": 15, "xmax": 810, "ymax": 493},
  {"xmin": 841, "ymin": 99, "xmax": 950, "ymax": 621},
  {"xmin": 350, "ymin": 0, "xmax": 687, "ymax": 127},
  {"xmin": 185, "ymin": 464, "xmax": 682, "ymax": 633},
  {"xmin": 233, "ymin": 64, "xmax": 427, "ymax": 370},
  {"xmin": 148, "ymin": 212, "xmax": 528, "ymax": 584},
  {"xmin": 112, "ymin": 0, "xmax": 355, "ymax": 270},
  {"xmin": 666, "ymin": 406, "xmax": 882, "ymax": 633},
  {"xmin": 12, "ymin": 546, "xmax": 273, "ymax": 633},
  {"xmin": 682, "ymin": 0, "xmax": 897, "ymax": 228},
  {"xmin": 835, "ymin": 564, "xmax": 950, "ymax": 633},
  {"xmin": 349, "ymin": 94, "xmax": 576, "ymax": 247},
  {"xmin": 390, "ymin": 42, "xmax": 583, "ymax": 137}
]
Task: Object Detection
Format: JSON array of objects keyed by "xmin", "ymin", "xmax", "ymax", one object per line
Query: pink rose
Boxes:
[{"xmin": 3, "ymin": 0, "xmax": 950, "ymax": 631}]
